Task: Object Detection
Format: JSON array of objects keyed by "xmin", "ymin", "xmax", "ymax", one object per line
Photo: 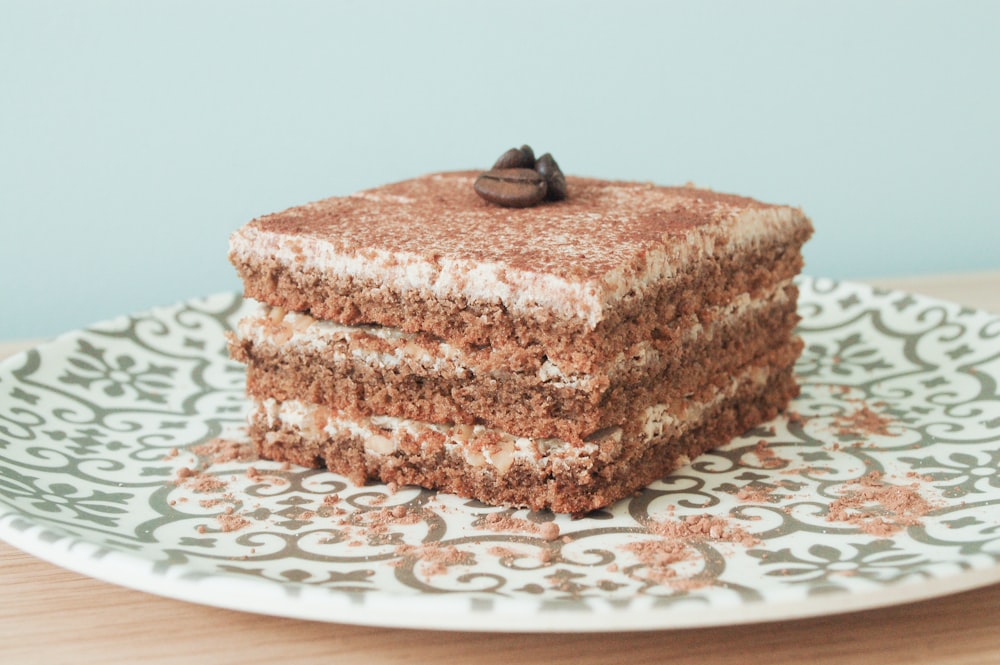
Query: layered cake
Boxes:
[{"xmin": 228, "ymin": 169, "xmax": 813, "ymax": 513}]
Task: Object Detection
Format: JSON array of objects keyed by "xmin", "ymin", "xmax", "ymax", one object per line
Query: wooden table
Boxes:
[{"xmin": 2, "ymin": 272, "xmax": 999, "ymax": 665}]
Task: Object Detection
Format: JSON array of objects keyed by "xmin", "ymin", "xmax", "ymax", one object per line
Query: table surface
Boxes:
[{"xmin": 2, "ymin": 271, "xmax": 999, "ymax": 665}]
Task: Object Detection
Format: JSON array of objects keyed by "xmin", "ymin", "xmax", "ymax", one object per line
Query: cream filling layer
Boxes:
[
  {"xmin": 254, "ymin": 362, "xmax": 775, "ymax": 475},
  {"xmin": 237, "ymin": 279, "xmax": 792, "ymax": 388},
  {"xmin": 230, "ymin": 206, "xmax": 806, "ymax": 330},
  {"xmin": 237, "ymin": 303, "xmax": 475, "ymax": 380}
]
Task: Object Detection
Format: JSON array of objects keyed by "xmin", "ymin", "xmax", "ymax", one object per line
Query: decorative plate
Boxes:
[{"xmin": 1, "ymin": 278, "xmax": 999, "ymax": 632}]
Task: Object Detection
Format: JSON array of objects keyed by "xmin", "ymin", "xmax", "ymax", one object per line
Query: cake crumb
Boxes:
[
  {"xmin": 349, "ymin": 505, "xmax": 422, "ymax": 534},
  {"xmin": 199, "ymin": 493, "xmax": 237, "ymax": 509},
  {"xmin": 832, "ymin": 405, "xmax": 896, "ymax": 438},
  {"xmin": 620, "ymin": 513, "xmax": 759, "ymax": 590},
  {"xmin": 174, "ymin": 466, "xmax": 226, "ymax": 493},
  {"xmin": 175, "ymin": 466, "xmax": 196, "ymax": 480},
  {"xmin": 622, "ymin": 539, "xmax": 692, "ymax": 586},
  {"xmin": 736, "ymin": 484, "xmax": 776, "ymax": 503},
  {"xmin": 826, "ymin": 471, "xmax": 934, "ymax": 536},
  {"xmin": 648, "ymin": 513, "xmax": 759, "ymax": 548},
  {"xmin": 217, "ymin": 513, "xmax": 250, "ymax": 532},
  {"xmin": 474, "ymin": 513, "xmax": 561, "ymax": 541},
  {"xmin": 392, "ymin": 542, "xmax": 475, "ymax": 577},
  {"xmin": 192, "ymin": 437, "xmax": 257, "ymax": 464},
  {"xmin": 753, "ymin": 440, "xmax": 786, "ymax": 469},
  {"xmin": 245, "ymin": 465, "xmax": 287, "ymax": 485},
  {"xmin": 487, "ymin": 545, "xmax": 520, "ymax": 559}
]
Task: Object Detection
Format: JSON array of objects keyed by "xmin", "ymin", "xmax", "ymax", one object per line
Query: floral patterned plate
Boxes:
[{"xmin": 2, "ymin": 277, "xmax": 1000, "ymax": 632}]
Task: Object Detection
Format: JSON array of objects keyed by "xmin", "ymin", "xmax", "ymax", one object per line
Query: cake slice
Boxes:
[{"xmin": 228, "ymin": 171, "xmax": 813, "ymax": 513}]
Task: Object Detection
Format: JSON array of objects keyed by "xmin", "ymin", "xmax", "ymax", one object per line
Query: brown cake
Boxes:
[{"xmin": 228, "ymin": 170, "xmax": 813, "ymax": 514}]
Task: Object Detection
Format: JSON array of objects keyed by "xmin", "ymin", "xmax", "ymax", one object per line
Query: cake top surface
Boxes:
[
  {"xmin": 240, "ymin": 171, "xmax": 798, "ymax": 280},
  {"xmin": 231, "ymin": 171, "xmax": 811, "ymax": 326}
]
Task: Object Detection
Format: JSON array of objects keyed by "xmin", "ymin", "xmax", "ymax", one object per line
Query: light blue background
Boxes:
[{"xmin": 2, "ymin": 1, "xmax": 998, "ymax": 339}]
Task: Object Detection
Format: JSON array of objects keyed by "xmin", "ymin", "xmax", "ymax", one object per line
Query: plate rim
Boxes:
[{"xmin": 5, "ymin": 509, "xmax": 1000, "ymax": 632}]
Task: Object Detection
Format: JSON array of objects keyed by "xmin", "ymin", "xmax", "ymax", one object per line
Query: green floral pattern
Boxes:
[{"xmin": 1, "ymin": 279, "xmax": 999, "ymax": 631}]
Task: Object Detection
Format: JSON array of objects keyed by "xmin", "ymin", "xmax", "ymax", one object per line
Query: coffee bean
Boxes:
[
  {"xmin": 492, "ymin": 145, "xmax": 536, "ymax": 170},
  {"xmin": 474, "ymin": 168, "xmax": 547, "ymax": 208},
  {"xmin": 519, "ymin": 144, "xmax": 535, "ymax": 166},
  {"xmin": 535, "ymin": 153, "xmax": 567, "ymax": 201}
]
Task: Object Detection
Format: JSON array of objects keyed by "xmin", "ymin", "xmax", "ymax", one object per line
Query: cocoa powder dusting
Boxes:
[{"xmin": 243, "ymin": 171, "xmax": 789, "ymax": 284}]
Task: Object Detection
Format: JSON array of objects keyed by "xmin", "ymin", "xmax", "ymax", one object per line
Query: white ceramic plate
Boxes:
[{"xmin": 2, "ymin": 277, "xmax": 999, "ymax": 632}]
